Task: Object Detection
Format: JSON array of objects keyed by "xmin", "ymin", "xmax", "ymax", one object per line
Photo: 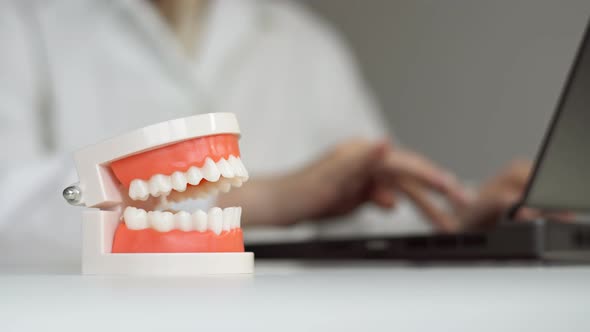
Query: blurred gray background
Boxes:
[{"xmin": 306, "ymin": 0, "xmax": 590, "ymax": 181}]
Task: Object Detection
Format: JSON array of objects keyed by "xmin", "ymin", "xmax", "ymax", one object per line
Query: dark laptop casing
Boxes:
[{"xmin": 247, "ymin": 221, "xmax": 590, "ymax": 261}]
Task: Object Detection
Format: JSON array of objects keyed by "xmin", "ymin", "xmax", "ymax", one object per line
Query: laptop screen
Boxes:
[{"xmin": 523, "ymin": 20, "xmax": 590, "ymax": 211}]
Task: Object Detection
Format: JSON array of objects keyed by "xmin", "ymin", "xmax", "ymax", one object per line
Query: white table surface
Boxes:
[{"xmin": 1, "ymin": 261, "xmax": 589, "ymax": 332}]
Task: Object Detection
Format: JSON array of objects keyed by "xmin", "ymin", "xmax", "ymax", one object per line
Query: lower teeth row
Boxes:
[{"xmin": 123, "ymin": 206, "xmax": 241, "ymax": 234}]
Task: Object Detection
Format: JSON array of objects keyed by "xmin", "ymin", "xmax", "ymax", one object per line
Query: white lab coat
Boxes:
[{"xmin": 0, "ymin": 0, "xmax": 430, "ymax": 266}]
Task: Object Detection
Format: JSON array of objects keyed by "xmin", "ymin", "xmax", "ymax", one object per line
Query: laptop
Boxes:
[{"xmin": 246, "ymin": 20, "xmax": 590, "ymax": 261}]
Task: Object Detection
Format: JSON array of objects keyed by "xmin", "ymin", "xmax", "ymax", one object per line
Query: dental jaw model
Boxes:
[{"xmin": 63, "ymin": 113, "xmax": 254, "ymax": 275}]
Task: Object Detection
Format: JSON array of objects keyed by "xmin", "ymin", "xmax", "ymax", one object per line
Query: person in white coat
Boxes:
[{"xmin": 0, "ymin": 0, "xmax": 530, "ymax": 265}]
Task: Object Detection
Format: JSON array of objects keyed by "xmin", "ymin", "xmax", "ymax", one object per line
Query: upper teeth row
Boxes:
[
  {"xmin": 128, "ymin": 156, "xmax": 248, "ymax": 201},
  {"xmin": 123, "ymin": 206, "xmax": 242, "ymax": 234}
]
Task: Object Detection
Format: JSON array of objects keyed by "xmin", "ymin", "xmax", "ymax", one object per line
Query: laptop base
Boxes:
[{"xmin": 246, "ymin": 220, "xmax": 590, "ymax": 261}]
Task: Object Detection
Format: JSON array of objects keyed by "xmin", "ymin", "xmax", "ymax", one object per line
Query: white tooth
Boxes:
[
  {"xmin": 149, "ymin": 174, "xmax": 172, "ymax": 197},
  {"xmin": 217, "ymin": 158, "xmax": 235, "ymax": 178},
  {"xmin": 198, "ymin": 182, "xmax": 218, "ymax": 197},
  {"xmin": 230, "ymin": 178, "xmax": 243, "ymax": 188},
  {"xmin": 228, "ymin": 156, "xmax": 242, "ymax": 176},
  {"xmin": 229, "ymin": 207, "xmax": 236, "ymax": 229},
  {"xmin": 171, "ymin": 172, "xmax": 188, "ymax": 192},
  {"xmin": 159, "ymin": 195, "xmax": 170, "ymax": 209},
  {"xmin": 219, "ymin": 181, "xmax": 232, "ymax": 193},
  {"xmin": 174, "ymin": 211, "xmax": 192, "ymax": 232},
  {"xmin": 236, "ymin": 158, "xmax": 249, "ymax": 180},
  {"xmin": 167, "ymin": 190, "xmax": 188, "ymax": 203},
  {"xmin": 137, "ymin": 209, "xmax": 149, "ymax": 229},
  {"xmin": 223, "ymin": 207, "xmax": 236, "ymax": 230},
  {"xmin": 186, "ymin": 166, "xmax": 203, "ymax": 185},
  {"xmin": 192, "ymin": 210, "xmax": 208, "ymax": 232},
  {"xmin": 191, "ymin": 183, "xmax": 209, "ymax": 199},
  {"xmin": 222, "ymin": 208, "xmax": 233, "ymax": 232},
  {"xmin": 149, "ymin": 211, "xmax": 174, "ymax": 232},
  {"xmin": 123, "ymin": 207, "xmax": 136, "ymax": 228},
  {"xmin": 161, "ymin": 175, "xmax": 173, "ymax": 194},
  {"xmin": 148, "ymin": 176, "xmax": 160, "ymax": 196},
  {"xmin": 207, "ymin": 207, "xmax": 223, "ymax": 235},
  {"xmin": 231, "ymin": 207, "xmax": 239, "ymax": 229},
  {"xmin": 147, "ymin": 211, "xmax": 159, "ymax": 229},
  {"xmin": 123, "ymin": 206, "xmax": 148, "ymax": 230},
  {"xmin": 202, "ymin": 158, "xmax": 221, "ymax": 182},
  {"xmin": 229, "ymin": 156, "xmax": 249, "ymax": 180},
  {"xmin": 123, "ymin": 206, "xmax": 137, "ymax": 220},
  {"xmin": 235, "ymin": 207, "xmax": 242, "ymax": 229},
  {"xmin": 129, "ymin": 179, "xmax": 149, "ymax": 201}
]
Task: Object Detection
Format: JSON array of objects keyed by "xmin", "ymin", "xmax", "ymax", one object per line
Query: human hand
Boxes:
[
  {"xmin": 457, "ymin": 160, "xmax": 533, "ymax": 230},
  {"xmin": 296, "ymin": 139, "xmax": 471, "ymax": 230},
  {"xmin": 220, "ymin": 139, "xmax": 470, "ymax": 228}
]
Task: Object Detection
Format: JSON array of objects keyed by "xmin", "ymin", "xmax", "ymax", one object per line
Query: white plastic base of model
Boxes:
[{"xmin": 82, "ymin": 210, "xmax": 254, "ymax": 276}]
